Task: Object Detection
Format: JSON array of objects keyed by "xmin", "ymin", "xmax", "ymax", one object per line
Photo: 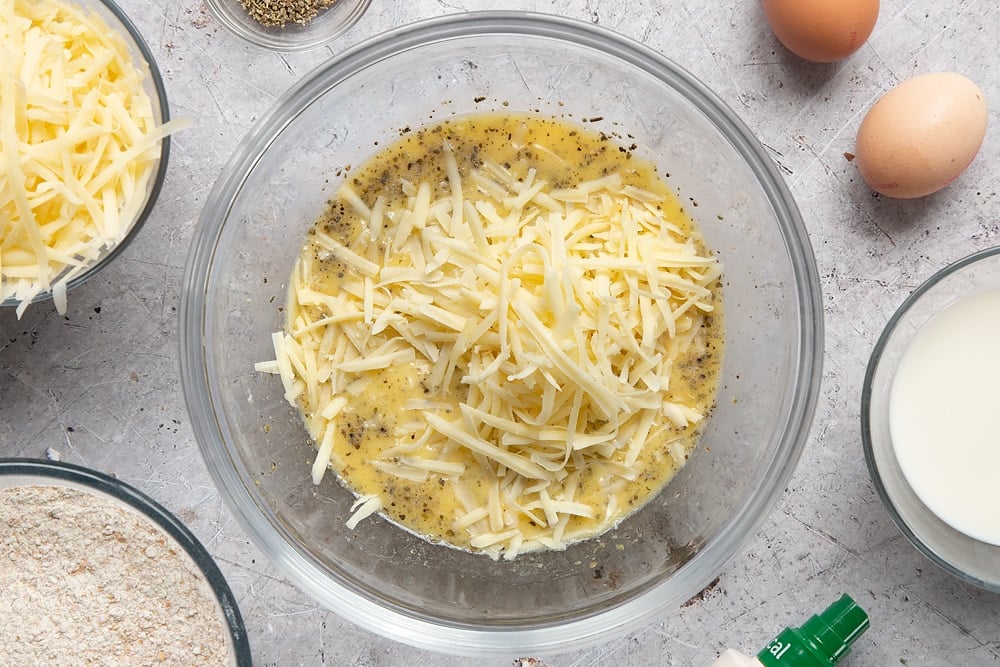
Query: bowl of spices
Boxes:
[
  {"xmin": 180, "ymin": 12, "xmax": 823, "ymax": 656},
  {"xmin": 862, "ymin": 246, "xmax": 1000, "ymax": 591},
  {"xmin": 0, "ymin": 458, "xmax": 252, "ymax": 665},
  {"xmin": 205, "ymin": 0, "xmax": 371, "ymax": 51}
]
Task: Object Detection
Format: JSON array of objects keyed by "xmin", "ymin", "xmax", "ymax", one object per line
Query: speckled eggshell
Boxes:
[
  {"xmin": 855, "ymin": 72, "xmax": 989, "ymax": 199},
  {"xmin": 762, "ymin": 0, "xmax": 879, "ymax": 63}
]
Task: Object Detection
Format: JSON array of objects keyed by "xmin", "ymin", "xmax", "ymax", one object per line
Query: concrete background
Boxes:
[{"xmin": 2, "ymin": 0, "xmax": 999, "ymax": 665}]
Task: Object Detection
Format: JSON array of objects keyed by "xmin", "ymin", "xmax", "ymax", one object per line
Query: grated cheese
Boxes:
[
  {"xmin": 345, "ymin": 494, "xmax": 382, "ymax": 530},
  {"xmin": 261, "ymin": 120, "xmax": 723, "ymax": 559},
  {"xmin": 0, "ymin": 0, "xmax": 188, "ymax": 317}
]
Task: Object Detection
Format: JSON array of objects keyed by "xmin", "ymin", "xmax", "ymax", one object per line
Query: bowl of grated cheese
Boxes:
[
  {"xmin": 181, "ymin": 12, "xmax": 823, "ymax": 657},
  {"xmin": 0, "ymin": 0, "xmax": 183, "ymax": 318}
]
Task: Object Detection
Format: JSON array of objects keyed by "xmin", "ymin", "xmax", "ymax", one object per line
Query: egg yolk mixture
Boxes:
[{"xmin": 260, "ymin": 113, "xmax": 724, "ymax": 559}]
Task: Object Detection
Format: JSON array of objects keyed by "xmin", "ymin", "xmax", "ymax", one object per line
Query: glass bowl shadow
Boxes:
[
  {"xmin": 0, "ymin": 0, "xmax": 171, "ymax": 313},
  {"xmin": 180, "ymin": 12, "xmax": 823, "ymax": 656},
  {"xmin": 861, "ymin": 246, "xmax": 1000, "ymax": 592}
]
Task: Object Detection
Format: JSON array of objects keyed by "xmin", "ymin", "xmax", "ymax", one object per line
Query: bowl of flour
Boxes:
[{"xmin": 0, "ymin": 459, "xmax": 251, "ymax": 665}]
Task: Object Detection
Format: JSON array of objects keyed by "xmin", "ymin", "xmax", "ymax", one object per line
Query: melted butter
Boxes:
[{"xmin": 293, "ymin": 113, "xmax": 723, "ymax": 552}]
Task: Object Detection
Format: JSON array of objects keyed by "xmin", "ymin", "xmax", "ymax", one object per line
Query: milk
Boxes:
[{"xmin": 889, "ymin": 288, "xmax": 1000, "ymax": 546}]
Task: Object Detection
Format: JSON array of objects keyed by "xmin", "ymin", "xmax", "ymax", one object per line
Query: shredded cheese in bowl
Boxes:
[
  {"xmin": 0, "ymin": 0, "xmax": 187, "ymax": 317},
  {"xmin": 259, "ymin": 114, "xmax": 724, "ymax": 559}
]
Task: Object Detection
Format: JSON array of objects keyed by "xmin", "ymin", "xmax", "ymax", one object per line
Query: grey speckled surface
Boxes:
[{"xmin": 2, "ymin": 1, "xmax": 999, "ymax": 665}]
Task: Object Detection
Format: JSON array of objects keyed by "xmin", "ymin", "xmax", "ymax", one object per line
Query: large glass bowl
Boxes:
[
  {"xmin": 862, "ymin": 247, "xmax": 1000, "ymax": 591},
  {"xmin": 180, "ymin": 12, "xmax": 823, "ymax": 656},
  {"xmin": 0, "ymin": 0, "xmax": 171, "ymax": 314}
]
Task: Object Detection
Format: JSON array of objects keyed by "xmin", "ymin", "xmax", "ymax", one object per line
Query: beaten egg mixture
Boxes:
[{"xmin": 260, "ymin": 113, "xmax": 723, "ymax": 559}]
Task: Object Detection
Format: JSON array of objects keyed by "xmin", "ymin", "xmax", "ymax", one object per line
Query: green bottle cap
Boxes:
[{"xmin": 756, "ymin": 594, "xmax": 869, "ymax": 667}]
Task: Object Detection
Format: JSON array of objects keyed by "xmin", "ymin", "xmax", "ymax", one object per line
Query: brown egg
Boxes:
[
  {"xmin": 855, "ymin": 73, "xmax": 989, "ymax": 199},
  {"xmin": 762, "ymin": 0, "xmax": 879, "ymax": 63}
]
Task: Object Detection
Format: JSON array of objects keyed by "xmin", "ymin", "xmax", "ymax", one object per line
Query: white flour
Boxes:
[{"xmin": 0, "ymin": 485, "xmax": 231, "ymax": 666}]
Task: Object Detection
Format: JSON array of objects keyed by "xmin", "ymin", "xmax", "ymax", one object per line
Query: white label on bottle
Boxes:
[{"xmin": 766, "ymin": 640, "xmax": 790, "ymax": 660}]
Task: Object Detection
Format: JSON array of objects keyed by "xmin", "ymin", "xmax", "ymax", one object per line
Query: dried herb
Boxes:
[{"xmin": 239, "ymin": 0, "xmax": 338, "ymax": 28}]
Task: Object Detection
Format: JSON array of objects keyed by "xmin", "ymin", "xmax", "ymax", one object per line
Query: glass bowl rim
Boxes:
[
  {"xmin": 203, "ymin": 0, "xmax": 373, "ymax": 52},
  {"xmin": 0, "ymin": 457, "xmax": 253, "ymax": 664},
  {"xmin": 0, "ymin": 0, "xmax": 173, "ymax": 311},
  {"xmin": 860, "ymin": 244, "xmax": 1000, "ymax": 592},
  {"xmin": 180, "ymin": 10, "xmax": 824, "ymax": 655}
]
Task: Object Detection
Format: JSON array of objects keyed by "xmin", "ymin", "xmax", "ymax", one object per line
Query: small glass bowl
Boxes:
[
  {"xmin": 0, "ymin": 458, "xmax": 252, "ymax": 665},
  {"xmin": 0, "ymin": 0, "xmax": 171, "ymax": 315},
  {"xmin": 862, "ymin": 246, "xmax": 1000, "ymax": 591},
  {"xmin": 205, "ymin": 0, "xmax": 371, "ymax": 52}
]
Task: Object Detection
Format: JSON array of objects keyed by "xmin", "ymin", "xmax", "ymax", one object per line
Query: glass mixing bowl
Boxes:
[
  {"xmin": 180, "ymin": 12, "xmax": 823, "ymax": 656},
  {"xmin": 862, "ymin": 247, "xmax": 1000, "ymax": 591},
  {"xmin": 0, "ymin": 0, "xmax": 171, "ymax": 315}
]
